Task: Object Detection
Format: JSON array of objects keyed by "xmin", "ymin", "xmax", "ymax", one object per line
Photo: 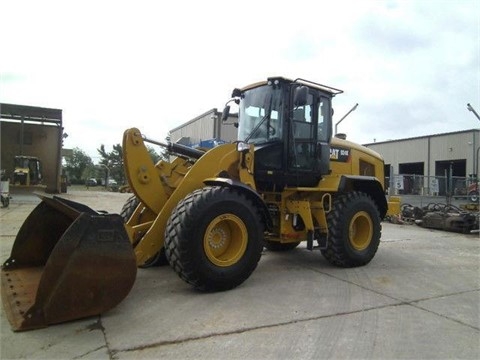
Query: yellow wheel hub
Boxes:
[
  {"xmin": 348, "ymin": 211, "xmax": 373, "ymax": 251},
  {"xmin": 204, "ymin": 213, "xmax": 248, "ymax": 267}
]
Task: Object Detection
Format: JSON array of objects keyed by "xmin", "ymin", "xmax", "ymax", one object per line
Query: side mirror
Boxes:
[
  {"xmin": 294, "ymin": 86, "xmax": 308, "ymax": 106},
  {"xmin": 221, "ymin": 105, "xmax": 231, "ymax": 122},
  {"xmin": 231, "ymin": 88, "xmax": 242, "ymax": 97}
]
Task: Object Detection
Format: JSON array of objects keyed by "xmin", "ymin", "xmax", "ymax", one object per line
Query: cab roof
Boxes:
[{"xmin": 239, "ymin": 76, "xmax": 343, "ymax": 96}]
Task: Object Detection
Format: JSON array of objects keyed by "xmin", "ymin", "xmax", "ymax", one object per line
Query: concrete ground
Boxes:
[{"xmin": 0, "ymin": 189, "xmax": 479, "ymax": 359}]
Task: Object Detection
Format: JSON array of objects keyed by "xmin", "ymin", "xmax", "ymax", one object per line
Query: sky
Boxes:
[{"xmin": 1, "ymin": 0, "xmax": 479, "ymax": 162}]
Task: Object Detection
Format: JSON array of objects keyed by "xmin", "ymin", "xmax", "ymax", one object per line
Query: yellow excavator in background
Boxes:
[{"xmin": 1, "ymin": 77, "xmax": 400, "ymax": 331}]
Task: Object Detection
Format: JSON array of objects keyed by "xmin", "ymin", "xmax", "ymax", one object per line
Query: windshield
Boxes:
[
  {"xmin": 15, "ymin": 158, "xmax": 30, "ymax": 168},
  {"xmin": 238, "ymin": 85, "xmax": 283, "ymax": 144}
]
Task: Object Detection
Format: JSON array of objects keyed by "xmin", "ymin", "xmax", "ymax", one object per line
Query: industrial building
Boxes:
[
  {"xmin": 0, "ymin": 103, "xmax": 65, "ymax": 193},
  {"xmin": 169, "ymin": 108, "xmax": 238, "ymax": 147},
  {"xmin": 3, "ymin": 100, "xmax": 476, "ymax": 197},
  {"xmin": 169, "ymin": 110, "xmax": 479, "ymax": 196},
  {"xmin": 365, "ymin": 129, "xmax": 480, "ymax": 196}
]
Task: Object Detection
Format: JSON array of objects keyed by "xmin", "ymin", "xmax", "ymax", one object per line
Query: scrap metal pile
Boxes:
[{"xmin": 400, "ymin": 203, "xmax": 479, "ymax": 234}]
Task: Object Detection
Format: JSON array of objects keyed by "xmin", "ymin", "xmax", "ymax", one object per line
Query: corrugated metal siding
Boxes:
[
  {"xmin": 219, "ymin": 115, "xmax": 238, "ymax": 142},
  {"xmin": 170, "ymin": 109, "xmax": 238, "ymax": 145},
  {"xmin": 170, "ymin": 109, "xmax": 216, "ymax": 144},
  {"xmin": 430, "ymin": 132, "xmax": 475, "ymax": 162},
  {"xmin": 368, "ymin": 138, "xmax": 429, "ymax": 166}
]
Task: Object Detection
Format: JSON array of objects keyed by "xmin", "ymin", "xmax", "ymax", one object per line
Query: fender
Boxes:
[
  {"xmin": 204, "ymin": 177, "xmax": 273, "ymax": 231},
  {"xmin": 338, "ymin": 175, "xmax": 388, "ymax": 218}
]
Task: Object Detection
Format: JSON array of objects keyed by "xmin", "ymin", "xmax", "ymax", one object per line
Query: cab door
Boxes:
[{"xmin": 286, "ymin": 88, "xmax": 331, "ymax": 187}]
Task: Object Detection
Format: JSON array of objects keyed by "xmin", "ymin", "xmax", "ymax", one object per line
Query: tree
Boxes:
[
  {"xmin": 96, "ymin": 143, "xmax": 168, "ymax": 186},
  {"xmin": 97, "ymin": 144, "xmax": 124, "ymax": 185},
  {"xmin": 148, "ymin": 135, "xmax": 171, "ymax": 163},
  {"xmin": 63, "ymin": 147, "xmax": 94, "ymax": 184},
  {"xmin": 147, "ymin": 145, "xmax": 167, "ymax": 164}
]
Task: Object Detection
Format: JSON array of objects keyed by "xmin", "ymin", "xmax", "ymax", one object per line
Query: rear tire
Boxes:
[
  {"xmin": 164, "ymin": 186, "xmax": 264, "ymax": 291},
  {"xmin": 120, "ymin": 195, "xmax": 168, "ymax": 267},
  {"xmin": 321, "ymin": 191, "xmax": 381, "ymax": 267}
]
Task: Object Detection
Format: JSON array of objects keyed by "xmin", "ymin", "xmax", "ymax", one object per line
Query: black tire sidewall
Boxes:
[
  {"xmin": 120, "ymin": 195, "xmax": 139, "ymax": 222},
  {"xmin": 166, "ymin": 187, "xmax": 264, "ymax": 291},
  {"xmin": 326, "ymin": 192, "xmax": 381, "ymax": 266},
  {"xmin": 194, "ymin": 198, "xmax": 262, "ymax": 281}
]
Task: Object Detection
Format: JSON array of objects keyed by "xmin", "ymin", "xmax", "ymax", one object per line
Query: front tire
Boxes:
[
  {"xmin": 321, "ymin": 191, "xmax": 381, "ymax": 267},
  {"xmin": 164, "ymin": 186, "xmax": 264, "ymax": 291}
]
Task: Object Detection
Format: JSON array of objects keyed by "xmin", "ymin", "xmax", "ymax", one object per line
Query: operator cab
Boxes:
[{"xmin": 224, "ymin": 77, "xmax": 342, "ymax": 190}]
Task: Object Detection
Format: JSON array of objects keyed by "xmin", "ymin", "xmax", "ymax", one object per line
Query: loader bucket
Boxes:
[{"xmin": 1, "ymin": 195, "xmax": 137, "ymax": 331}]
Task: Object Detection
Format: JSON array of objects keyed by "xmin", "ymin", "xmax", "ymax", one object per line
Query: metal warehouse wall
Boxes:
[
  {"xmin": 218, "ymin": 118, "xmax": 238, "ymax": 143},
  {"xmin": 169, "ymin": 108, "xmax": 238, "ymax": 145},
  {"xmin": 365, "ymin": 129, "xmax": 480, "ymax": 177},
  {"xmin": 170, "ymin": 109, "xmax": 216, "ymax": 144},
  {"xmin": 367, "ymin": 137, "xmax": 429, "ymax": 169}
]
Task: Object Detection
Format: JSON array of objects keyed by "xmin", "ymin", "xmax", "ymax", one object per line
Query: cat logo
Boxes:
[{"xmin": 330, "ymin": 146, "xmax": 350, "ymax": 162}]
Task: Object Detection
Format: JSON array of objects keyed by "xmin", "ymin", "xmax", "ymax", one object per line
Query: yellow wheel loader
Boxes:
[
  {"xmin": 1, "ymin": 76, "xmax": 400, "ymax": 331},
  {"xmin": 13, "ymin": 156, "xmax": 42, "ymax": 186}
]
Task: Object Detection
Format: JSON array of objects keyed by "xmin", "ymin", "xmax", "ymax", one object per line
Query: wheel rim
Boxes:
[
  {"xmin": 349, "ymin": 211, "xmax": 373, "ymax": 251},
  {"xmin": 204, "ymin": 213, "xmax": 248, "ymax": 267}
]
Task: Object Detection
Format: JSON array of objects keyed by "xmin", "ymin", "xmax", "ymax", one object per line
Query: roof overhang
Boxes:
[{"xmin": 1, "ymin": 103, "xmax": 62, "ymax": 126}]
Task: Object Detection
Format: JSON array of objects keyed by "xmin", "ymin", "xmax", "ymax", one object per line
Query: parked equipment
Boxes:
[
  {"xmin": 1, "ymin": 170, "xmax": 10, "ymax": 208},
  {"xmin": 467, "ymin": 180, "xmax": 479, "ymax": 203},
  {"xmin": 12, "ymin": 156, "xmax": 42, "ymax": 186},
  {"xmin": 401, "ymin": 202, "xmax": 479, "ymax": 234},
  {"xmin": 1, "ymin": 76, "xmax": 400, "ymax": 331}
]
